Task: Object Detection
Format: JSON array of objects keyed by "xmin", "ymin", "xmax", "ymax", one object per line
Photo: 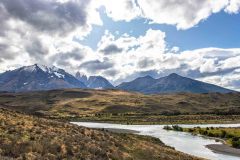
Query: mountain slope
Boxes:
[
  {"xmin": 76, "ymin": 72, "xmax": 114, "ymax": 89},
  {"xmin": 87, "ymin": 76, "xmax": 114, "ymax": 89},
  {"xmin": 0, "ymin": 64, "xmax": 86, "ymax": 92},
  {"xmin": 117, "ymin": 73, "xmax": 234, "ymax": 94},
  {"xmin": 117, "ymin": 75, "xmax": 157, "ymax": 92}
]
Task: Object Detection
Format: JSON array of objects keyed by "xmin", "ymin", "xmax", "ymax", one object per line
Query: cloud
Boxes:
[
  {"xmin": 97, "ymin": 0, "xmax": 142, "ymax": 22},
  {"xmin": 137, "ymin": 0, "xmax": 229, "ymax": 30},
  {"xmin": 100, "ymin": 44, "xmax": 123, "ymax": 55},
  {"xmin": 25, "ymin": 38, "xmax": 49, "ymax": 59},
  {"xmin": 0, "ymin": 0, "xmax": 101, "ymax": 72},
  {"xmin": 225, "ymin": 0, "xmax": 240, "ymax": 13},
  {"xmin": 1, "ymin": 0, "xmax": 90, "ymax": 36},
  {"xmin": 80, "ymin": 59, "xmax": 114, "ymax": 73},
  {"xmin": 102, "ymin": 69, "xmax": 118, "ymax": 77},
  {"xmin": 137, "ymin": 58, "xmax": 155, "ymax": 68},
  {"xmin": 97, "ymin": 0, "xmax": 240, "ymax": 30},
  {"xmin": 93, "ymin": 30, "xmax": 240, "ymax": 90},
  {"xmin": 0, "ymin": 0, "xmax": 240, "ymax": 91}
]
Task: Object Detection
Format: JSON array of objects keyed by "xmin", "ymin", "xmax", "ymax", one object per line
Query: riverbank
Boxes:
[
  {"xmin": 65, "ymin": 114, "xmax": 240, "ymax": 125},
  {"xmin": 100, "ymin": 128, "xmax": 140, "ymax": 134},
  {"xmin": 164, "ymin": 125, "xmax": 240, "ymax": 157},
  {"xmin": 75, "ymin": 122, "xmax": 240, "ymax": 160},
  {"xmin": 207, "ymin": 144, "xmax": 240, "ymax": 157}
]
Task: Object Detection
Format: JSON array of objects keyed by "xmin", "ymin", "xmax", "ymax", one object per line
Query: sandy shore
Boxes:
[{"xmin": 206, "ymin": 144, "xmax": 240, "ymax": 157}]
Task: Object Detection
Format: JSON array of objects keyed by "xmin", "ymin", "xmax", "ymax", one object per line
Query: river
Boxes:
[{"xmin": 72, "ymin": 122, "xmax": 240, "ymax": 160}]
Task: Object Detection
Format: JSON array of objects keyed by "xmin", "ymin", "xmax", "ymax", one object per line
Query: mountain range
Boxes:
[
  {"xmin": 0, "ymin": 64, "xmax": 235, "ymax": 93},
  {"xmin": 116, "ymin": 73, "xmax": 234, "ymax": 94}
]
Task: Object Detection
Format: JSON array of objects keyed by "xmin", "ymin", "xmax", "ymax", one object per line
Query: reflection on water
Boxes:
[{"xmin": 72, "ymin": 122, "xmax": 240, "ymax": 160}]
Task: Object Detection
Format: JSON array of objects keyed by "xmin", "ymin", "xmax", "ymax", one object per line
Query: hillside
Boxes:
[
  {"xmin": 117, "ymin": 73, "xmax": 234, "ymax": 94},
  {"xmin": 1, "ymin": 89, "xmax": 240, "ymax": 124},
  {"xmin": 0, "ymin": 108, "xmax": 202, "ymax": 160}
]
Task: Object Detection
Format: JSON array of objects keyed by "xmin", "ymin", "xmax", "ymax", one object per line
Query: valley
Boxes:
[
  {"xmin": 1, "ymin": 70, "xmax": 240, "ymax": 159},
  {"xmin": 1, "ymin": 0, "xmax": 240, "ymax": 159},
  {"xmin": 1, "ymin": 88, "xmax": 240, "ymax": 159}
]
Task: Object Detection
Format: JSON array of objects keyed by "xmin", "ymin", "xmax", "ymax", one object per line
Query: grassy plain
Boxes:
[{"xmin": 0, "ymin": 89, "xmax": 240, "ymax": 124}]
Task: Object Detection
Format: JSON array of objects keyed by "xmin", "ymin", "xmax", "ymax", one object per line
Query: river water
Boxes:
[{"xmin": 72, "ymin": 122, "xmax": 240, "ymax": 160}]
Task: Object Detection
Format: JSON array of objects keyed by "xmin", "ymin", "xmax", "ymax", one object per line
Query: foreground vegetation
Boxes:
[
  {"xmin": 0, "ymin": 89, "xmax": 240, "ymax": 124},
  {"xmin": 0, "ymin": 108, "xmax": 202, "ymax": 160},
  {"xmin": 164, "ymin": 125, "xmax": 240, "ymax": 149}
]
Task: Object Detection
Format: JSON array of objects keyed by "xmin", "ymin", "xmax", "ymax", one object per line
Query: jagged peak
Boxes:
[
  {"xmin": 76, "ymin": 71, "xmax": 87, "ymax": 77},
  {"xmin": 21, "ymin": 64, "xmax": 61, "ymax": 73}
]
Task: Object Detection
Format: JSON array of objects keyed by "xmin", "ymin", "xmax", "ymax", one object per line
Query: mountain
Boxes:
[
  {"xmin": 75, "ymin": 71, "xmax": 88, "ymax": 84},
  {"xmin": 76, "ymin": 72, "xmax": 114, "ymax": 89},
  {"xmin": 117, "ymin": 73, "xmax": 234, "ymax": 94},
  {"xmin": 87, "ymin": 76, "xmax": 114, "ymax": 89},
  {"xmin": 117, "ymin": 75, "xmax": 156, "ymax": 92},
  {"xmin": 0, "ymin": 64, "xmax": 86, "ymax": 92}
]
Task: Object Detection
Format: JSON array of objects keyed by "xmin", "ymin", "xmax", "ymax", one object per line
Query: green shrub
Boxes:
[
  {"xmin": 172, "ymin": 125, "xmax": 183, "ymax": 131},
  {"xmin": 220, "ymin": 130, "xmax": 226, "ymax": 138},
  {"xmin": 232, "ymin": 140, "xmax": 240, "ymax": 148},
  {"xmin": 163, "ymin": 126, "xmax": 172, "ymax": 130}
]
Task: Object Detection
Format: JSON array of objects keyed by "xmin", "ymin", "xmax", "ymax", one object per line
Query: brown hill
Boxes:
[
  {"xmin": 1, "ymin": 89, "xmax": 240, "ymax": 124},
  {"xmin": 0, "ymin": 89, "xmax": 240, "ymax": 116},
  {"xmin": 0, "ymin": 108, "xmax": 202, "ymax": 160}
]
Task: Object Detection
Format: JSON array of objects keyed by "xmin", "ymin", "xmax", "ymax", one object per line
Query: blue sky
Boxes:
[{"xmin": 81, "ymin": 9, "xmax": 240, "ymax": 51}]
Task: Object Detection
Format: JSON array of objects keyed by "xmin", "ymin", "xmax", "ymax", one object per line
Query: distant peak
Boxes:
[
  {"xmin": 20, "ymin": 64, "xmax": 61, "ymax": 74},
  {"xmin": 76, "ymin": 71, "xmax": 87, "ymax": 78},
  {"xmin": 141, "ymin": 75, "xmax": 154, "ymax": 79},
  {"xmin": 20, "ymin": 64, "xmax": 39, "ymax": 72},
  {"xmin": 168, "ymin": 73, "xmax": 180, "ymax": 77},
  {"xmin": 35, "ymin": 64, "xmax": 48, "ymax": 72}
]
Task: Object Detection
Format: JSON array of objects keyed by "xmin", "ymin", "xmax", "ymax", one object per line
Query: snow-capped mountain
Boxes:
[
  {"xmin": 1, "ymin": 64, "xmax": 233, "ymax": 94},
  {"xmin": 0, "ymin": 64, "xmax": 86, "ymax": 92},
  {"xmin": 76, "ymin": 72, "xmax": 114, "ymax": 89}
]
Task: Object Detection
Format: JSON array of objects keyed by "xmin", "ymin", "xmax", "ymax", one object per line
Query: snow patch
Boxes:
[
  {"xmin": 54, "ymin": 72, "xmax": 65, "ymax": 78},
  {"xmin": 37, "ymin": 64, "xmax": 48, "ymax": 72},
  {"xmin": 22, "ymin": 65, "xmax": 37, "ymax": 72}
]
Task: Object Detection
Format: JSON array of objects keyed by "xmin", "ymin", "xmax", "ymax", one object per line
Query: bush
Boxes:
[
  {"xmin": 232, "ymin": 140, "xmax": 240, "ymax": 148},
  {"xmin": 172, "ymin": 125, "xmax": 183, "ymax": 131},
  {"xmin": 207, "ymin": 132, "xmax": 214, "ymax": 137},
  {"xmin": 226, "ymin": 133, "xmax": 234, "ymax": 138},
  {"xmin": 163, "ymin": 126, "xmax": 172, "ymax": 130},
  {"xmin": 232, "ymin": 137, "xmax": 239, "ymax": 141},
  {"xmin": 203, "ymin": 131, "xmax": 208, "ymax": 135},
  {"xmin": 220, "ymin": 130, "xmax": 226, "ymax": 138}
]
